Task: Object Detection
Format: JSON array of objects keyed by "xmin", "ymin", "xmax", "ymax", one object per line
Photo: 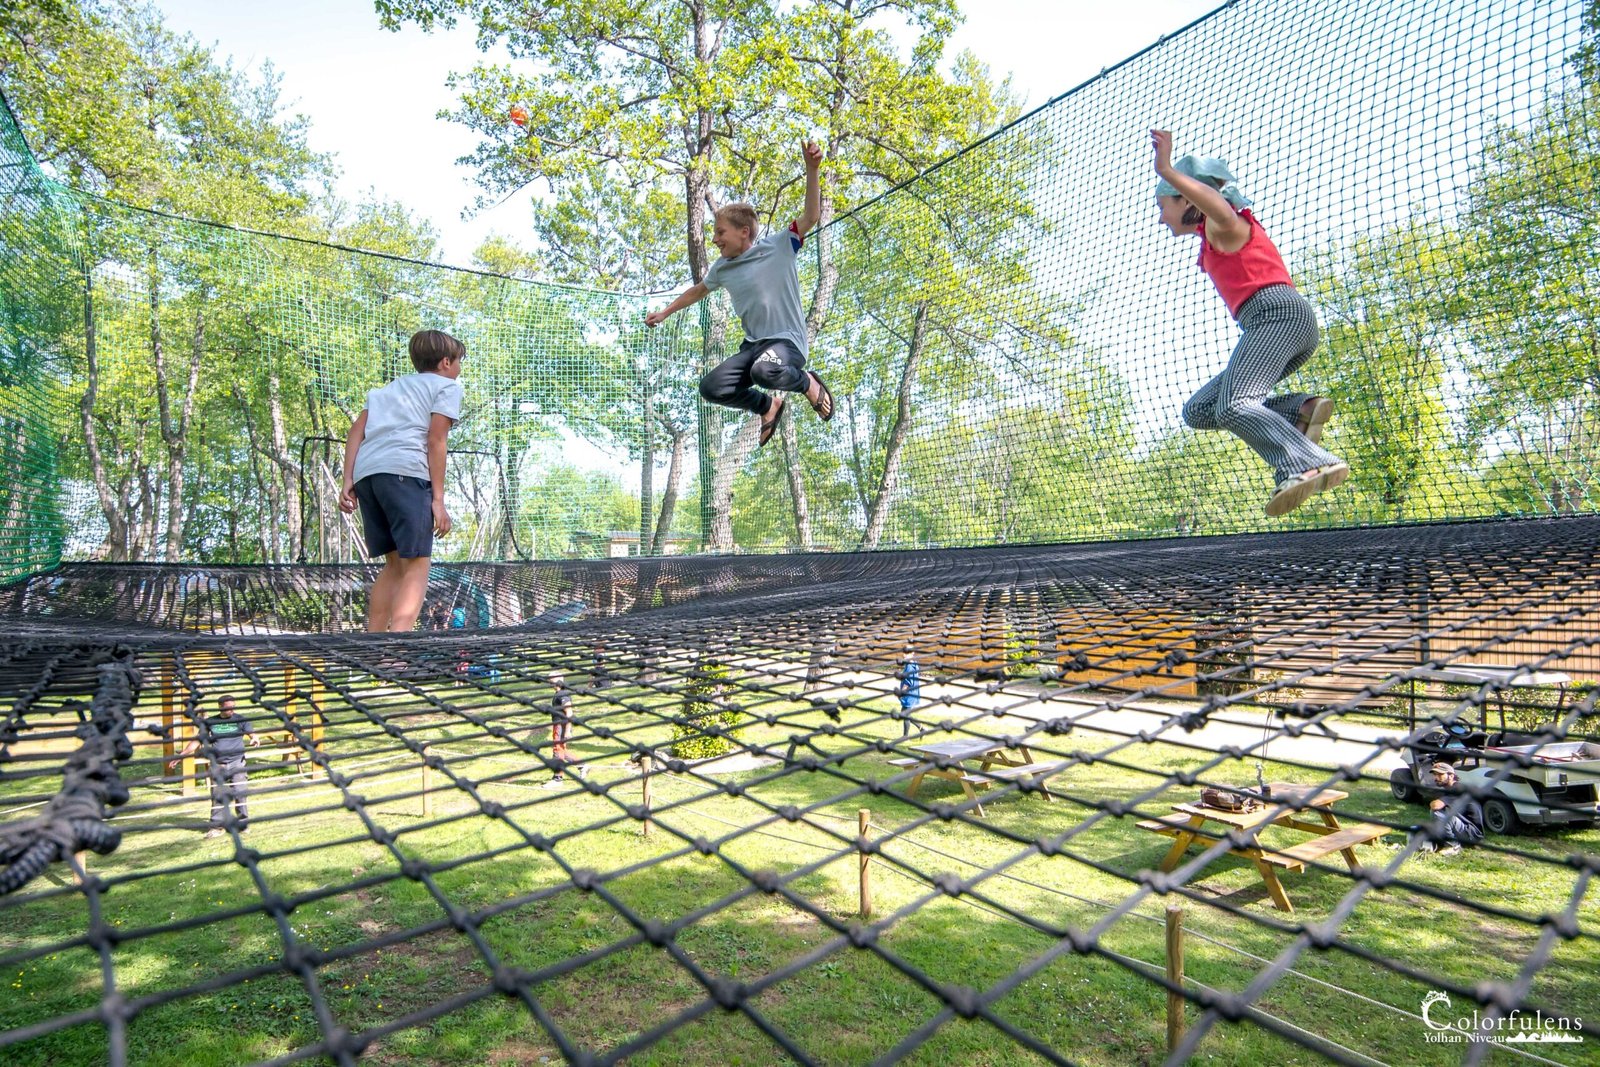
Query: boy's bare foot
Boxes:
[
  {"xmin": 758, "ymin": 396, "xmax": 785, "ymax": 447},
  {"xmin": 804, "ymin": 371, "xmax": 834, "ymax": 421},
  {"xmin": 1296, "ymin": 396, "xmax": 1334, "ymax": 444}
]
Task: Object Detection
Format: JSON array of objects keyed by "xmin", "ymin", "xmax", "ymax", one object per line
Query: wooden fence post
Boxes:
[
  {"xmin": 858, "ymin": 808, "xmax": 872, "ymax": 918},
  {"xmin": 1166, "ymin": 904, "xmax": 1186, "ymax": 1053},
  {"xmin": 641, "ymin": 762, "xmax": 653, "ymax": 837}
]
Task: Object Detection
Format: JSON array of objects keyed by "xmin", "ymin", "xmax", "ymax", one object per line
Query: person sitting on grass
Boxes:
[
  {"xmin": 338, "ymin": 330, "xmax": 464, "ymax": 632},
  {"xmin": 1416, "ymin": 762, "xmax": 1485, "ymax": 855}
]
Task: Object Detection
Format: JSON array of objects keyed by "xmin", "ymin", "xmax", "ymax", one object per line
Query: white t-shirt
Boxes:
[{"xmin": 351, "ymin": 372, "xmax": 463, "ymax": 483}]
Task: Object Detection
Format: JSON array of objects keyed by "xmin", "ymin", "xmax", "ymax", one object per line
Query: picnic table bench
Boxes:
[
  {"xmin": 893, "ymin": 737, "xmax": 1070, "ymax": 817},
  {"xmin": 1136, "ymin": 783, "xmax": 1390, "ymax": 913}
]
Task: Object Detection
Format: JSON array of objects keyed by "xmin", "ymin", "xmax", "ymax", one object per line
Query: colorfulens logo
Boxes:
[{"xmin": 1422, "ymin": 991, "xmax": 1585, "ymax": 1045}]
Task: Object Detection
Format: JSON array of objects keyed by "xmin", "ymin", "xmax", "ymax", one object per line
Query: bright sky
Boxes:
[{"xmin": 153, "ymin": 0, "xmax": 1220, "ymax": 266}]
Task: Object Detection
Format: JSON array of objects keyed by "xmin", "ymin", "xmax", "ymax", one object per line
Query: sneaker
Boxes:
[
  {"xmin": 1265, "ymin": 462, "xmax": 1350, "ymax": 517},
  {"xmin": 203, "ymin": 828, "xmax": 225, "ymax": 839},
  {"xmin": 1296, "ymin": 396, "xmax": 1334, "ymax": 444},
  {"xmin": 1438, "ymin": 843, "xmax": 1462, "ymax": 857},
  {"xmin": 573, "ymin": 765, "xmax": 589, "ymax": 779},
  {"xmin": 543, "ymin": 774, "xmax": 568, "ymax": 789}
]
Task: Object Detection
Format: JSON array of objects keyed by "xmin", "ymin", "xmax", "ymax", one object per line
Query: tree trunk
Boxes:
[
  {"xmin": 861, "ymin": 303, "xmax": 928, "ymax": 549},
  {"xmin": 651, "ymin": 416, "xmax": 690, "ymax": 554},
  {"xmin": 779, "ymin": 415, "xmax": 812, "ymax": 549},
  {"xmin": 708, "ymin": 417, "xmax": 759, "ymax": 552},
  {"xmin": 264, "ymin": 368, "xmax": 301, "ymax": 561},
  {"xmin": 79, "ymin": 267, "xmax": 129, "ymax": 559},
  {"xmin": 499, "ymin": 436, "xmax": 523, "ymax": 559},
  {"xmin": 639, "ymin": 390, "xmax": 655, "ymax": 554}
]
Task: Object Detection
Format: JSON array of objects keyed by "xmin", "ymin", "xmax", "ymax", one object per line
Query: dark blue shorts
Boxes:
[{"xmin": 354, "ymin": 474, "xmax": 434, "ymax": 559}]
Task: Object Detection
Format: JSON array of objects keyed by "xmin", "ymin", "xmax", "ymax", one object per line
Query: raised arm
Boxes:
[
  {"xmin": 795, "ymin": 140, "xmax": 823, "ymax": 236},
  {"xmin": 1151, "ymin": 130, "xmax": 1251, "ymax": 250},
  {"xmin": 644, "ymin": 282, "xmax": 710, "ymax": 328}
]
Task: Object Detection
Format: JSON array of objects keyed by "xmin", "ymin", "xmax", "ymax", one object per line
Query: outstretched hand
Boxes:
[
  {"xmin": 643, "ymin": 309, "xmax": 668, "ymax": 328},
  {"xmin": 802, "ymin": 140, "xmax": 822, "ymax": 170},
  {"xmin": 1150, "ymin": 129, "xmax": 1174, "ymax": 176}
]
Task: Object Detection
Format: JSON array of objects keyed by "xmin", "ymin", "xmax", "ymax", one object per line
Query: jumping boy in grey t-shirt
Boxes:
[{"xmin": 645, "ymin": 142, "xmax": 834, "ymax": 447}]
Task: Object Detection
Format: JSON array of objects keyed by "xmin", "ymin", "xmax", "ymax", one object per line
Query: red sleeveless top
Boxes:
[{"xmin": 1196, "ymin": 209, "xmax": 1294, "ymax": 318}]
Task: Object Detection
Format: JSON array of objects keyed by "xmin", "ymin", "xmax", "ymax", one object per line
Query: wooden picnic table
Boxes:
[
  {"xmin": 892, "ymin": 737, "xmax": 1069, "ymax": 816},
  {"xmin": 1137, "ymin": 783, "xmax": 1390, "ymax": 913}
]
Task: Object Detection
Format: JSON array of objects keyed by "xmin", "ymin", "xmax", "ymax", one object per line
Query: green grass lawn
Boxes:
[{"xmin": 2, "ymin": 670, "xmax": 1596, "ymax": 1065}]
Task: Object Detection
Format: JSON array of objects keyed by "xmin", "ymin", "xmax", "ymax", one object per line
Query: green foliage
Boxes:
[{"xmin": 670, "ymin": 660, "xmax": 742, "ymax": 760}]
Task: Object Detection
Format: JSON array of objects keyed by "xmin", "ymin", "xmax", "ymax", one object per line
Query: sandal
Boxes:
[
  {"xmin": 1264, "ymin": 461, "xmax": 1350, "ymax": 518},
  {"xmin": 806, "ymin": 371, "xmax": 834, "ymax": 422},
  {"xmin": 1296, "ymin": 396, "xmax": 1334, "ymax": 444},
  {"xmin": 758, "ymin": 398, "xmax": 784, "ymax": 448}
]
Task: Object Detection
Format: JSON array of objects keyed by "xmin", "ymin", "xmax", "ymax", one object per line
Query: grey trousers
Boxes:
[
  {"xmin": 1182, "ymin": 285, "xmax": 1342, "ymax": 483},
  {"xmin": 208, "ymin": 760, "xmax": 249, "ymax": 828}
]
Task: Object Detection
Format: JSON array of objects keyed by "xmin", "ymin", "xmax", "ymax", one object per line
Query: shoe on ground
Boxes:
[
  {"xmin": 203, "ymin": 827, "xmax": 225, "ymax": 839},
  {"xmin": 543, "ymin": 775, "xmax": 567, "ymax": 789},
  {"xmin": 1265, "ymin": 461, "xmax": 1351, "ymax": 517},
  {"xmin": 1438, "ymin": 843, "xmax": 1462, "ymax": 856},
  {"xmin": 1296, "ymin": 396, "xmax": 1334, "ymax": 444},
  {"xmin": 573, "ymin": 765, "xmax": 589, "ymax": 779}
]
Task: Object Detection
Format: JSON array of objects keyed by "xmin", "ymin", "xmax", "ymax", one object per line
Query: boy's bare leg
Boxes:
[
  {"xmin": 387, "ymin": 556, "xmax": 433, "ymax": 632},
  {"xmin": 366, "ymin": 553, "xmax": 400, "ymax": 632}
]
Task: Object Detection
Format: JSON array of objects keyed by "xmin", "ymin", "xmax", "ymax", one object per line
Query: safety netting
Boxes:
[
  {"xmin": 1, "ymin": 518, "xmax": 1598, "ymax": 1064},
  {"xmin": 2, "ymin": 0, "xmax": 1599, "ymax": 1063}
]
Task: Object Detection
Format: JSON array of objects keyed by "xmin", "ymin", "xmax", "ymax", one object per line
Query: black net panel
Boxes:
[{"xmin": 1, "ymin": 517, "xmax": 1597, "ymax": 1064}]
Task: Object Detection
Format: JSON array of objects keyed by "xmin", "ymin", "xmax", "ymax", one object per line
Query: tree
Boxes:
[
  {"xmin": 1298, "ymin": 222, "xmax": 1467, "ymax": 521},
  {"xmin": 377, "ymin": 0, "xmax": 1024, "ymax": 552},
  {"xmin": 1450, "ymin": 74, "xmax": 1600, "ymax": 515}
]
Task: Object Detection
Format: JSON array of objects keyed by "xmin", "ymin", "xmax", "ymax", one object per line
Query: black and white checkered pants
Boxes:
[{"xmin": 1182, "ymin": 284, "xmax": 1342, "ymax": 483}]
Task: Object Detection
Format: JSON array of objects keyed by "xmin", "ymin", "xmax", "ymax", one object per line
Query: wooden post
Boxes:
[
  {"xmin": 422, "ymin": 762, "xmax": 434, "ymax": 818},
  {"xmin": 641, "ymin": 763, "xmax": 653, "ymax": 837},
  {"xmin": 858, "ymin": 808, "xmax": 873, "ymax": 919},
  {"xmin": 162, "ymin": 666, "xmax": 197, "ymax": 797},
  {"xmin": 1166, "ymin": 904, "xmax": 1186, "ymax": 1054}
]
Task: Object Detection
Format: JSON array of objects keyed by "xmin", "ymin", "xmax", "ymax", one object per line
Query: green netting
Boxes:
[
  {"xmin": 0, "ymin": 0, "xmax": 1595, "ymax": 574},
  {"xmin": 0, "ymin": 97, "xmax": 74, "ymax": 581}
]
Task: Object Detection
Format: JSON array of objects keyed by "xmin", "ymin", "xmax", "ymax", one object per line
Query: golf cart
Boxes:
[{"xmin": 1389, "ymin": 665, "xmax": 1600, "ymax": 834}]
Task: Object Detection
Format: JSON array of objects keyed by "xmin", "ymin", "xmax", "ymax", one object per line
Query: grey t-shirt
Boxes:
[
  {"xmin": 351, "ymin": 372, "xmax": 463, "ymax": 483},
  {"xmin": 703, "ymin": 225, "xmax": 808, "ymax": 356},
  {"xmin": 204, "ymin": 714, "xmax": 253, "ymax": 761}
]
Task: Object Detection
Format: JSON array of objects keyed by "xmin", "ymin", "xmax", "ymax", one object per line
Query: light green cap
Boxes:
[{"xmin": 1155, "ymin": 154, "xmax": 1251, "ymax": 209}]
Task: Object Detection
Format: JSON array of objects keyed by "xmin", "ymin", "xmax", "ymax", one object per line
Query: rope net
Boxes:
[
  {"xmin": 2, "ymin": 518, "xmax": 1598, "ymax": 1064},
  {"xmin": 0, "ymin": 0, "xmax": 1598, "ymax": 1063}
]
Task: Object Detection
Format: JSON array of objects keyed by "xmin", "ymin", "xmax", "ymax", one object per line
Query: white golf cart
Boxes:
[{"xmin": 1388, "ymin": 666, "xmax": 1600, "ymax": 834}]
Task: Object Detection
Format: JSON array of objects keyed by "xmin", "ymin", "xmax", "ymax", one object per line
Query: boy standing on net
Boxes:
[
  {"xmin": 340, "ymin": 330, "xmax": 464, "ymax": 631},
  {"xmin": 645, "ymin": 142, "xmax": 834, "ymax": 447}
]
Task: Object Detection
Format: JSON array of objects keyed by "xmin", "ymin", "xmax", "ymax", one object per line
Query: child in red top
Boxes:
[{"xmin": 1152, "ymin": 130, "xmax": 1349, "ymax": 517}]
